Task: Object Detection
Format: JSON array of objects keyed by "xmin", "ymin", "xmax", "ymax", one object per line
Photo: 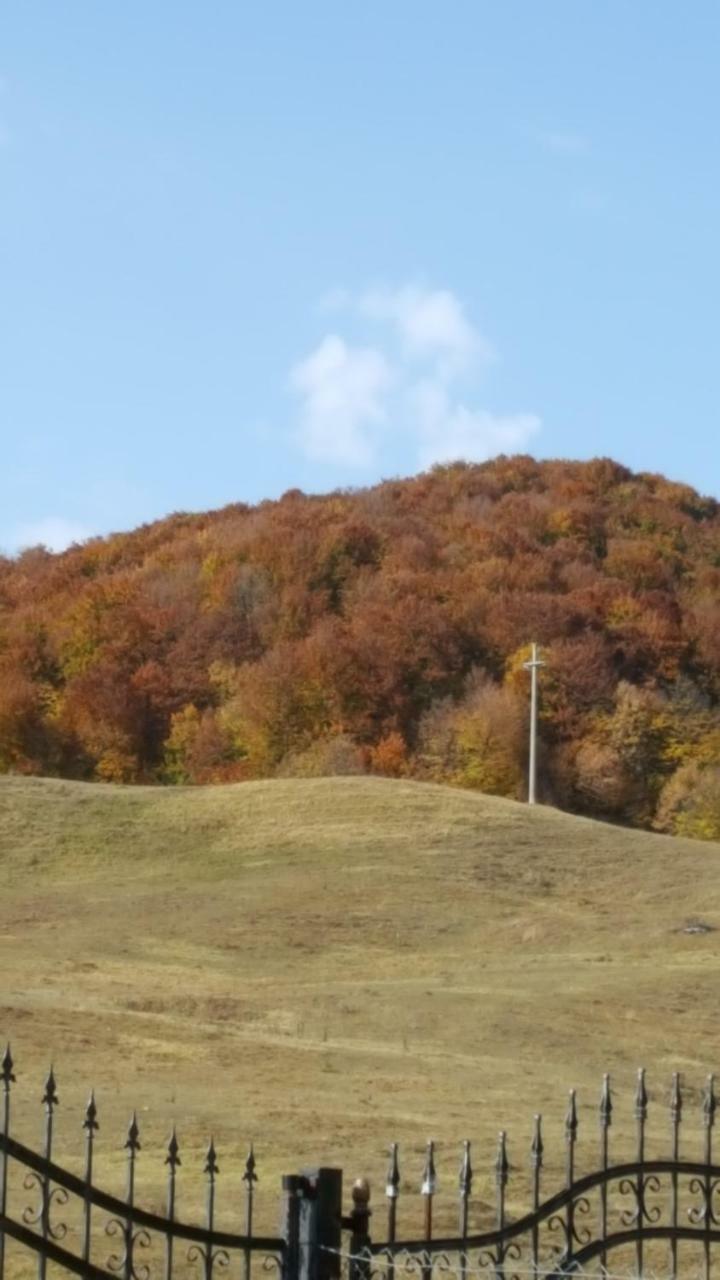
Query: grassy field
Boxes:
[{"xmin": 1, "ymin": 773, "xmax": 720, "ymax": 1240}]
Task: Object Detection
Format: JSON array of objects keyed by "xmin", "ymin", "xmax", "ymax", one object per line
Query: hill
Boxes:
[
  {"xmin": 1, "ymin": 455, "xmax": 720, "ymax": 835},
  {"xmin": 2, "ymin": 774, "xmax": 720, "ymax": 1229}
]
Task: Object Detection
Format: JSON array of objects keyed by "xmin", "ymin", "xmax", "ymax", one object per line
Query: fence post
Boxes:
[
  {"xmin": 282, "ymin": 1174, "xmax": 305, "ymax": 1280},
  {"xmin": 282, "ymin": 1169, "xmax": 342, "ymax": 1280},
  {"xmin": 348, "ymin": 1179, "xmax": 372, "ymax": 1280}
]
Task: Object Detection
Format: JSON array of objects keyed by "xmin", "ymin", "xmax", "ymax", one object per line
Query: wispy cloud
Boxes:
[
  {"xmin": 6, "ymin": 517, "xmax": 93, "ymax": 554},
  {"xmin": 538, "ymin": 130, "xmax": 589, "ymax": 156},
  {"xmin": 290, "ymin": 284, "xmax": 540, "ymax": 471}
]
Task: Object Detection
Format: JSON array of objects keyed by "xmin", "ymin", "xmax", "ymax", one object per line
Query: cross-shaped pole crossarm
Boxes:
[{"xmin": 522, "ymin": 643, "xmax": 545, "ymax": 805}]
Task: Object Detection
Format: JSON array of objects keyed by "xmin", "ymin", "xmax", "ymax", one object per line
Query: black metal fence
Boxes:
[{"xmin": 3, "ymin": 1047, "xmax": 720, "ymax": 1280}]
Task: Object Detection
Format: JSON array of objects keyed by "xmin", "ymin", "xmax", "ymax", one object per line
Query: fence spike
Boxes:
[
  {"xmin": 125, "ymin": 1111, "xmax": 141, "ymax": 1153},
  {"xmin": 81, "ymin": 1090, "xmax": 97, "ymax": 1269},
  {"xmin": 386, "ymin": 1142, "xmax": 400, "ymax": 1252},
  {"xmin": 565, "ymin": 1088, "xmax": 578, "ymax": 1144},
  {"xmin": 635, "ymin": 1068, "xmax": 648, "ymax": 1123},
  {"xmin": 1, "ymin": 1045, "xmax": 14, "ymax": 1090},
  {"xmin": 456, "ymin": 1141, "xmax": 474, "ymax": 1239},
  {"xmin": 386, "ymin": 1142, "xmax": 400, "ymax": 1199},
  {"xmin": 703, "ymin": 1074, "xmax": 716, "ymax": 1130},
  {"xmin": 600, "ymin": 1073, "xmax": 612, "ymax": 1130},
  {"xmin": 495, "ymin": 1131, "xmax": 509, "ymax": 1187},
  {"xmin": 421, "ymin": 1139, "xmax": 437, "ymax": 1196},
  {"xmin": 165, "ymin": 1127, "xmax": 180, "ymax": 1280},
  {"xmin": 530, "ymin": 1114, "xmax": 543, "ymax": 1169},
  {"xmin": 42, "ymin": 1066, "xmax": 58, "ymax": 1110},
  {"xmin": 83, "ymin": 1090, "xmax": 99, "ymax": 1133},
  {"xmin": 205, "ymin": 1137, "xmax": 219, "ymax": 1179},
  {"xmin": 243, "ymin": 1143, "xmax": 257, "ymax": 1185},
  {"xmin": 421, "ymin": 1140, "xmax": 436, "ymax": 1277},
  {"xmin": 166, "ymin": 1127, "xmax": 181, "ymax": 1169},
  {"xmin": 671, "ymin": 1072, "xmax": 683, "ymax": 1129},
  {"xmin": 459, "ymin": 1139, "xmax": 473, "ymax": 1196}
]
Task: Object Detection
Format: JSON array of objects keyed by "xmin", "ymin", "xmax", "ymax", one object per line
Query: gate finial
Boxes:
[
  {"xmin": 386, "ymin": 1142, "xmax": 400, "ymax": 1199},
  {"xmin": 125, "ymin": 1111, "xmax": 141, "ymax": 1153},
  {"xmin": 205, "ymin": 1137, "xmax": 219, "ymax": 1179},
  {"xmin": 421, "ymin": 1140, "xmax": 437, "ymax": 1196},
  {"xmin": 565, "ymin": 1088, "xmax": 578, "ymax": 1144},
  {"xmin": 42, "ymin": 1066, "xmax": 58, "ymax": 1110},
  {"xmin": 83, "ymin": 1090, "xmax": 98, "ymax": 1132},
  {"xmin": 243, "ymin": 1142, "xmax": 257, "ymax": 1185},
  {"xmin": 703, "ymin": 1075, "xmax": 716, "ymax": 1129},
  {"xmin": 671, "ymin": 1072, "xmax": 682, "ymax": 1124},
  {"xmin": 495, "ymin": 1131, "xmax": 509, "ymax": 1187},
  {"xmin": 1, "ymin": 1044, "xmax": 14, "ymax": 1090},
  {"xmin": 166, "ymin": 1126, "xmax": 181, "ymax": 1169},
  {"xmin": 530, "ymin": 1114, "xmax": 543, "ymax": 1169},
  {"xmin": 600, "ymin": 1073, "xmax": 612, "ymax": 1129},
  {"xmin": 459, "ymin": 1140, "xmax": 473, "ymax": 1195},
  {"xmin": 635, "ymin": 1068, "xmax": 648, "ymax": 1122}
]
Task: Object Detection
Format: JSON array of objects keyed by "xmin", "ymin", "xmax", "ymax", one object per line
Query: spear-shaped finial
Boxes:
[
  {"xmin": 635, "ymin": 1069, "xmax": 648, "ymax": 1123},
  {"xmin": 703, "ymin": 1075, "xmax": 716, "ymax": 1129},
  {"xmin": 83, "ymin": 1090, "xmax": 99, "ymax": 1133},
  {"xmin": 125, "ymin": 1111, "xmax": 141, "ymax": 1153},
  {"xmin": 495, "ymin": 1131, "xmax": 509, "ymax": 1188},
  {"xmin": 1, "ymin": 1045, "xmax": 15, "ymax": 1090},
  {"xmin": 459, "ymin": 1140, "xmax": 473, "ymax": 1196},
  {"xmin": 42, "ymin": 1066, "xmax": 58, "ymax": 1110},
  {"xmin": 600, "ymin": 1074, "xmax": 612, "ymax": 1129},
  {"xmin": 205, "ymin": 1138, "xmax": 219, "ymax": 1179},
  {"xmin": 565, "ymin": 1089, "xmax": 578, "ymax": 1144},
  {"xmin": 165, "ymin": 1127, "xmax": 181, "ymax": 1169},
  {"xmin": 530, "ymin": 1114, "xmax": 544, "ymax": 1169},
  {"xmin": 243, "ymin": 1143, "xmax": 257, "ymax": 1185},
  {"xmin": 670, "ymin": 1072, "xmax": 682, "ymax": 1125},
  {"xmin": 421, "ymin": 1140, "xmax": 437, "ymax": 1196},
  {"xmin": 386, "ymin": 1142, "xmax": 400, "ymax": 1199}
]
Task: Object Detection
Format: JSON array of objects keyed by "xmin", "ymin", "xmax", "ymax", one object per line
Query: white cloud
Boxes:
[
  {"xmin": 8, "ymin": 517, "xmax": 92, "ymax": 554},
  {"xmin": 290, "ymin": 283, "xmax": 541, "ymax": 471},
  {"xmin": 411, "ymin": 379, "xmax": 540, "ymax": 468},
  {"xmin": 290, "ymin": 334, "xmax": 392, "ymax": 466},
  {"xmin": 538, "ymin": 130, "xmax": 589, "ymax": 156},
  {"xmin": 360, "ymin": 284, "xmax": 493, "ymax": 375}
]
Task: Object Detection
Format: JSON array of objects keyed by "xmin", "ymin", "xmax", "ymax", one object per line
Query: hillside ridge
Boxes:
[{"xmin": 1, "ymin": 455, "xmax": 719, "ymax": 838}]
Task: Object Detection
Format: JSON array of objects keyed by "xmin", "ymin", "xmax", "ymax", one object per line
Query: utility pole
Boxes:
[{"xmin": 523, "ymin": 642, "xmax": 545, "ymax": 805}]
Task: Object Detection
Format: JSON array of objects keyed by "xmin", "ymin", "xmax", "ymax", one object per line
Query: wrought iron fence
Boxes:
[
  {"xmin": 0, "ymin": 1048, "xmax": 285, "ymax": 1280},
  {"xmin": 339, "ymin": 1070, "xmax": 720, "ymax": 1280},
  {"xmin": 4, "ymin": 1048, "xmax": 720, "ymax": 1280}
]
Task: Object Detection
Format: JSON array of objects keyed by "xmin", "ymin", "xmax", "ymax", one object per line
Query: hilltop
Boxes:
[
  {"xmin": 2, "ymin": 773, "xmax": 720, "ymax": 1225},
  {"xmin": 1, "ymin": 455, "xmax": 720, "ymax": 835}
]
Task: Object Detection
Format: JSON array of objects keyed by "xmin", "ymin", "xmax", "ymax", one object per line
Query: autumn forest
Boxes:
[{"xmin": 2, "ymin": 455, "xmax": 720, "ymax": 838}]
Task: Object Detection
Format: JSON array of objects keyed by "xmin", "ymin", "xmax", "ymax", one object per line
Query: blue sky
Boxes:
[{"xmin": 2, "ymin": 2, "xmax": 719, "ymax": 552}]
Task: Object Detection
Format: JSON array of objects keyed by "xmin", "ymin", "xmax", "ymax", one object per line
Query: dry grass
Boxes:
[{"xmin": 1, "ymin": 773, "xmax": 720, "ymax": 1240}]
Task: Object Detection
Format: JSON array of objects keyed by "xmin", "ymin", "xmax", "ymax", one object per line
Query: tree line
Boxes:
[{"xmin": 1, "ymin": 455, "xmax": 719, "ymax": 838}]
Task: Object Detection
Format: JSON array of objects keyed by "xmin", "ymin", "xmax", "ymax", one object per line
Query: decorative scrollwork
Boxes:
[
  {"xmin": 21, "ymin": 1170, "xmax": 69, "ymax": 1241},
  {"xmin": 187, "ymin": 1242, "xmax": 231, "ymax": 1276},
  {"xmin": 477, "ymin": 1238, "xmax": 522, "ymax": 1277},
  {"xmin": 688, "ymin": 1176, "xmax": 720, "ymax": 1226},
  {"xmin": 106, "ymin": 1215, "xmax": 152, "ymax": 1280},
  {"xmin": 571, "ymin": 1195, "xmax": 592, "ymax": 1247},
  {"xmin": 618, "ymin": 1173, "xmax": 662, "ymax": 1227}
]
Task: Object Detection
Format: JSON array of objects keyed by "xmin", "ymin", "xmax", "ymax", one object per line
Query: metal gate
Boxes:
[{"xmin": 4, "ymin": 1047, "xmax": 720, "ymax": 1280}]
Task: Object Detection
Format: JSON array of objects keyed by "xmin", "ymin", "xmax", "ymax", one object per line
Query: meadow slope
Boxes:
[{"xmin": 1, "ymin": 774, "xmax": 719, "ymax": 1232}]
